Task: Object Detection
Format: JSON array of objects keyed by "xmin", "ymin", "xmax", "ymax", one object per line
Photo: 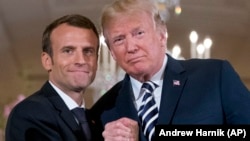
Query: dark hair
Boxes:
[{"xmin": 42, "ymin": 14, "xmax": 99, "ymax": 56}]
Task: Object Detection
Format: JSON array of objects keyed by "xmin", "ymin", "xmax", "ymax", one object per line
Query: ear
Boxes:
[
  {"xmin": 41, "ymin": 52, "xmax": 53, "ymax": 72},
  {"xmin": 158, "ymin": 27, "xmax": 167, "ymax": 47}
]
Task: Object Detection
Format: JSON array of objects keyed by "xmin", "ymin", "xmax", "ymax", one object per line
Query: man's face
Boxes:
[
  {"xmin": 42, "ymin": 23, "xmax": 98, "ymax": 94},
  {"xmin": 104, "ymin": 11, "xmax": 166, "ymax": 80}
]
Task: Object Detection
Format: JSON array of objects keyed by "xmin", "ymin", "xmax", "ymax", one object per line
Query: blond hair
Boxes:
[{"xmin": 101, "ymin": 0, "xmax": 165, "ymax": 33}]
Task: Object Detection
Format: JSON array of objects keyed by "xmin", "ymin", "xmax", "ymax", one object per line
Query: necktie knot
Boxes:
[
  {"xmin": 71, "ymin": 107, "xmax": 88, "ymax": 123},
  {"xmin": 141, "ymin": 81, "xmax": 158, "ymax": 94}
]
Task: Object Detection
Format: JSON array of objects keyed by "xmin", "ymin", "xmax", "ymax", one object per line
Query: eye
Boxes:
[
  {"xmin": 112, "ymin": 36, "xmax": 125, "ymax": 46},
  {"xmin": 62, "ymin": 48, "xmax": 73, "ymax": 54},
  {"xmin": 114, "ymin": 38, "xmax": 122, "ymax": 43},
  {"xmin": 135, "ymin": 30, "xmax": 145, "ymax": 37},
  {"xmin": 83, "ymin": 48, "xmax": 95, "ymax": 56}
]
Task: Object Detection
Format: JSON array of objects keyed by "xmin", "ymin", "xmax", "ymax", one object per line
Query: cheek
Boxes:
[
  {"xmin": 93, "ymin": 61, "xmax": 98, "ymax": 69},
  {"xmin": 110, "ymin": 48, "xmax": 120, "ymax": 61},
  {"xmin": 90, "ymin": 58, "xmax": 98, "ymax": 69},
  {"xmin": 113, "ymin": 51, "xmax": 125, "ymax": 62},
  {"xmin": 53, "ymin": 57, "xmax": 70, "ymax": 70}
]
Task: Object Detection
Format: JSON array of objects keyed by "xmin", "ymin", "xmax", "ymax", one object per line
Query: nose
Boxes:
[
  {"xmin": 126, "ymin": 38, "xmax": 138, "ymax": 53},
  {"xmin": 74, "ymin": 51, "xmax": 86, "ymax": 65}
]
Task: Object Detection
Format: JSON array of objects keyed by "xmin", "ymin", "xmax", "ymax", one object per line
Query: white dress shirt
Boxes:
[
  {"xmin": 49, "ymin": 81, "xmax": 85, "ymax": 110},
  {"xmin": 130, "ymin": 55, "xmax": 168, "ymax": 111}
]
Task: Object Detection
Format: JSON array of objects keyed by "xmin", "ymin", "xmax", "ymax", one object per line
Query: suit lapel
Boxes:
[
  {"xmin": 158, "ymin": 55, "xmax": 187, "ymax": 124},
  {"xmin": 113, "ymin": 55, "xmax": 188, "ymax": 124},
  {"xmin": 115, "ymin": 75, "xmax": 140, "ymax": 121},
  {"xmin": 115, "ymin": 75, "xmax": 147, "ymax": 141},
  {"xmin": 42, "ymin": 82, "xmax": 80, "ymax": 132}
]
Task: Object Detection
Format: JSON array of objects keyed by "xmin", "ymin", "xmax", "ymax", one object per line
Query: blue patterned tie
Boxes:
[
  {"xmin": 138, "ymin": 81, "xmax": 159, "ymax": 141},
  {"xmin": 71, "ymin": 107, "xmax": 91, "ymax": 141}
]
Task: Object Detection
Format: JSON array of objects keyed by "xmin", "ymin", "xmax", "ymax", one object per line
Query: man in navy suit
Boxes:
[
  {"xmin": 90, "ymin": 0, "xmax": 250, "ymax": 141},
  {"xmin": 5, "ymin": 14, "xmax": 100, "ymax": 141}
]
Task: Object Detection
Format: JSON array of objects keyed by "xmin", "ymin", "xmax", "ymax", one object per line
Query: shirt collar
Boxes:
[
  {"xmin": 131, "ymin": 55, "xmax": 168, "ymax": 100},
  {"xmin": 49, "ymin": 81, "xmax": 85, "ymax": 110}
]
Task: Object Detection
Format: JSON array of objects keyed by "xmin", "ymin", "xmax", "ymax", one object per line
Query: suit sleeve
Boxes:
[
  {"xmin": 5, "ymin": 100, "xmax": 63, "ymax": 141},
  {"xmin": 220, "ymin": 60, "xmax": 250, "ymax": 124}
]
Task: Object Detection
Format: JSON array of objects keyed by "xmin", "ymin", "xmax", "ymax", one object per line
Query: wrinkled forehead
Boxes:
[{"xmin": 102, "ymin": 10, "xmax": 154, "ymax": 34}]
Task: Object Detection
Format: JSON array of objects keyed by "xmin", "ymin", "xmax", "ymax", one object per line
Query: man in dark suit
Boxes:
[
  {"xmin": 5, "ymin": 14, "xmax": 100, "ymax": 141},
  {"xmin": 90, "ymin": 0, "xmax": 250, "ymax": 141}
]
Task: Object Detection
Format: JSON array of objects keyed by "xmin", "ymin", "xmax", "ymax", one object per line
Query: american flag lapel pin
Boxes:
[{"xmin": 173, "ymin": 80, "xmax": 180, "ymax": 86}]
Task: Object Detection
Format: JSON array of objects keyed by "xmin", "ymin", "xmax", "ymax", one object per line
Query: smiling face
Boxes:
[
  {"xmin": 42, "ymin": 23, "xmax": 99, "ymax": 94},
  {"xmin": 103, "ymin": 11, "xmax": 166, "ymax": 81}
]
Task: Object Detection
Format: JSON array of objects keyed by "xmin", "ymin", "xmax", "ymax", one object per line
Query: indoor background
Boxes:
[{"xmin": 0, "ymin": 0, "xmax": 250, "ymax": 137}]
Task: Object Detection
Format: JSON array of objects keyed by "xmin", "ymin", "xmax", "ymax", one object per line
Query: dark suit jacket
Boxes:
[
  {"xmin": 5, "ymin": 81, "xmax": 98, "ymax": 141},
  {"xmin": 90, "ymin": 55, "xmax": 250, "ymax": 141}
]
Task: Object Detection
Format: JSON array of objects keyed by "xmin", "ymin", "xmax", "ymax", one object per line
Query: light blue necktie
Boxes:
[{"xmin": 138, "ymin": 81, "xmax": 159, "ymax": 141}]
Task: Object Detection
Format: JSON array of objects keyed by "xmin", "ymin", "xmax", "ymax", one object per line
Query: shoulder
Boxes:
[
  {"xmin": 93, "ymin": 81, "xmax": 123, "ymax": 106},
  {"xmin": 178, "ymin": 58, "xmax": 232, "ymax": 72},
  {"xmin": 8, "ymin": 90, "xmax": 53, "ymax": 121},
  {"xmin": 166, "ymin": 55, "xmax": 233, "ymax": 74},
  {"xmin": 90, "ymin": 81, "xmax": 123, "ymax": 116},
  {"xmin": 180, "ymin": 58, "xmax": 226, "ymax": 67}
]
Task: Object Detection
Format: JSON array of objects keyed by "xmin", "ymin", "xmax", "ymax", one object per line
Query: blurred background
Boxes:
[{"xmin": 0, "ymin": 0, "xmax": 250, "ymax": 136}]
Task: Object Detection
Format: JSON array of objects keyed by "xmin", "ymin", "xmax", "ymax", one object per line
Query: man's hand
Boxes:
[{"xmin": 102, "ymin": 117, "xmax": 139, "ymax": 141}]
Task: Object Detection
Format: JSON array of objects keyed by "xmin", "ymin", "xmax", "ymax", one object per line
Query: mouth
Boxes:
[
  {"xmin": 69, "ymin": 70, "xmax": 89, "ymax": 73},
  {"xmin": 127, "ymin": 56, "xmax": 144, "ymax": 64}
]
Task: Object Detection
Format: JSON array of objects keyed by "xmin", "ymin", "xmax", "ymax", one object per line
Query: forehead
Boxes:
[
  {"xmin": 51, "ymin": 24, "xmax": 97, "ymax": 39},
  {"xmin": 50, "ymin": 24, "xmax": 99, "ymax": 47},
  {"xmin": 104, "ymin": 11, "xmax": 154, "ymax": 35},
  {"xmin": 52, "ymin": 24, "xmax": 84, "ymax": 35}
]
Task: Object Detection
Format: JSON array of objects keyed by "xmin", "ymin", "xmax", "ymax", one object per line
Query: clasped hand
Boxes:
[{"xmin": 102, "ymin": 117, "xmax": 139, "ymax": 141}]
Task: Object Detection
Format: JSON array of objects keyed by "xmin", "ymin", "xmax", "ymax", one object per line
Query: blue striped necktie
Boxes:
[{"xmin": 138, "ymin": 81, "xmax": 159, "ymax": 141}]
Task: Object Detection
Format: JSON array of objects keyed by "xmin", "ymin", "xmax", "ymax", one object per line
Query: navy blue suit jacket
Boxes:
[
  {"xmin": 5, "ymin": 81, "xmax": 99, "ymax": 141},
  {"xmin": 90, "ymin": 55, "xmax": 250, "ymax": 141}
]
